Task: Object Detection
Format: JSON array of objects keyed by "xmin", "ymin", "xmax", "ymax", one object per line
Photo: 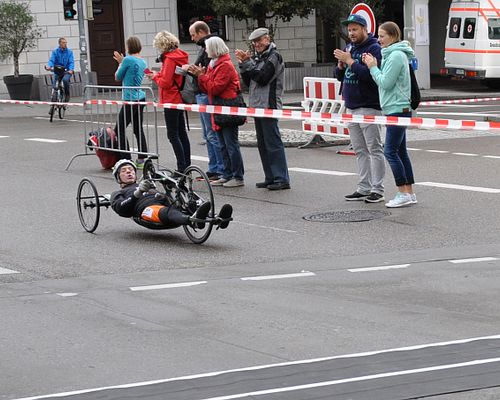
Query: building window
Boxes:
[{"xmin": 177, "ymin": 0, "xmax": 226, "ymax": 43}]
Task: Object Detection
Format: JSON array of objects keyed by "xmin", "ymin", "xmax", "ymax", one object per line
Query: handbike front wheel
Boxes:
[
  {"xmin": 180, "ymin": 166, "xmax": 215, "ymax": 244},
  {"xmin": 77, "ymin": 178, "xmax": 100, "ymax": 233}
]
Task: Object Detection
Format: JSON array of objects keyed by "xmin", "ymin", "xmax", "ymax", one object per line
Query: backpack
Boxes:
[
  {"xmin": 409, "ymin": 64, "xmax": 421, "ymax": 110},
  {"xmin": 174, "ymin": 73, "xmax": 197, "ymax": 104}
]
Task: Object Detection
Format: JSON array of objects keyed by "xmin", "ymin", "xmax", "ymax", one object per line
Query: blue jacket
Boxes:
[
  {"xmin": 115, "ymin": 55, "xmax": 146, "ymax": 101},
  {"xmin": 48, "ymin": 47, "xmax": 75, "ymax": 71},
  {"xmin": 335, "ymin": 34, "xmax": 381, "ymax": 110}
]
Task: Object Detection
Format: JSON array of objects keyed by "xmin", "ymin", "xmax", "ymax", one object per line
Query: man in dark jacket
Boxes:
[
  {"xmin": 188, "ymin": 21, "xmax": 224, "ymax": 181},
  {"xmin": 235, "ymin": 28, "xmax": 290, "ymax": 191},
  {"xmin": 334, "ymin": 14, "xmax": 385, "ymax": 203},
  {"xmin": 110, "ymin": 159, "xmax": 232, "ymax": 230}
]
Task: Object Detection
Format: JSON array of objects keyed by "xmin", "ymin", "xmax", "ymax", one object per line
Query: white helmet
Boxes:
[{"xmin": 112, "ymin": 159, "xmax": 137, "ymax": 183}]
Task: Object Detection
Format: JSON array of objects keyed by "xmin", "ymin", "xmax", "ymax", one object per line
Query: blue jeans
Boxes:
[
  {"xmin": 196, "ymin": 93, "xmax": 224, "ymax": 175},
  {"xmin": 254, "ymin": 117, "xmax": 289, "ymax": 184},
  {"xmin": 217, "ymin": 125, "xmax": 244, "ymax": 180},
  {"xmin": 164, "ymin": 109, "xmax": 191, "ymax": 172},
  {"xmin": 384, "ymin": 112, "xmax": 415, "ymax": 187},
  {"xmin": 52, "ymin": 72, "xmax": 71, "ymax": 97}
]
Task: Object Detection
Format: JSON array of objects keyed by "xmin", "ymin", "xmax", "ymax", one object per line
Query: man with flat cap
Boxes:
[
  {"xmin": 235, "ymin": 28, "xmax": 290, "ymax": 191},
  {"xmin": 334, "ymin": 14, "xmax": 385, "ymax": 204}
]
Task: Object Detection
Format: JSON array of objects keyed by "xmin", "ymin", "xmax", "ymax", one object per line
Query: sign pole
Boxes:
[{"xmin": 76, "ymin": 0, "xmax": 90, "ymax": 101}]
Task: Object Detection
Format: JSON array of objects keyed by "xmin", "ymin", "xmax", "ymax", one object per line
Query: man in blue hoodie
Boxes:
[
  {"xmin": 334, "ymin": 15, "xmax": 385, "ymax": 203},
  {"xmin": 47, "ymin": 37, "xmax": 74, "ymax": 102}
]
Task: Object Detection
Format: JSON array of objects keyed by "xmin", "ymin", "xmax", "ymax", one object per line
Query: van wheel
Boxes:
[{"xmin": 482, "ymin": 79, "xmax": 500, "ymax": 89}]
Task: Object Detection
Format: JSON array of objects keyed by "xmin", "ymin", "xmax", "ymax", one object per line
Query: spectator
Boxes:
[
  {"xmin": 190, "ymin": 37, "xmax": 245, "ymax": 187},
  {"xmin": 149, "ymin": 31, "xmax": 190, "ymax": 174},
  {"xmin": 334, "ymin": 14, "xmax": 385, "ymax": 203},
  {"xmin": 47, "ymin": 37, "xmax": 74, "ymax": 102},
  {"xmin": 235, "ymin": 28, "xmax": 290, "ymax": 191},
  {"xmin": 112, "ymin": 36, "xmax": 148, "ymax": 166},
  {"xmin": 363, "ymin": 21, "xmax": 417, "ymax": 208},
  {"xmin": 188, "ymin": 21, "xmax": 224, "ymax": 181}
]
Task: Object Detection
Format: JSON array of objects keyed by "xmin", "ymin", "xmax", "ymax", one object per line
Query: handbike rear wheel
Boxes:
[
  {"xmin": 180, "ymin": 166, "xmax": 215, "ymax": 244},
  {"xmin": 77, "ymin": 178, "xmax": 100, "ymax": 233}
]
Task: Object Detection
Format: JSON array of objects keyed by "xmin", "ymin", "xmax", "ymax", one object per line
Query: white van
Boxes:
[{"xmin": 441, "ymin": 0, "xmax": 500, "ymax": 87}]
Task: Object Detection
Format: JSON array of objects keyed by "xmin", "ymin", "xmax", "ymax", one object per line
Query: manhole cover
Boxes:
[{"xmin": 303, "ymin": 210, "xmax": 391, "ymax": 223}]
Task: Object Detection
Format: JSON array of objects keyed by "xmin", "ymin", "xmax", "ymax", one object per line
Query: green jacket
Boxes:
[{"xmin": 369, "ymin": 41, "xmax": 415, "ymax": 115}]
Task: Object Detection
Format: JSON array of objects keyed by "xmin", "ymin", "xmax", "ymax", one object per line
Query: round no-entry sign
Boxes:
[{"xmin": 351, "ymin": 3, "xmax": 376, "ymax": 35}]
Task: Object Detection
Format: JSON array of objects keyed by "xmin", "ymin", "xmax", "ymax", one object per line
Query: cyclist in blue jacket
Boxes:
[{"xmin": 47, "ymin": 37, "xmax": 75, "ymax": 102}]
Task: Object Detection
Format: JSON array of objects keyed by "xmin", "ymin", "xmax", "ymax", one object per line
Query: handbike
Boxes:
[
  {"xmin": 47, "ymin": 65, "xmax": 67, "ymax": 122},
  {"xmin": 76, "ymin": 157, "xmax": 229, "ymax": 244}
]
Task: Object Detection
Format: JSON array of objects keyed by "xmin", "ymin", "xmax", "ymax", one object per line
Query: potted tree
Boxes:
[{"xmin": 0, "ymin": 0, "xmax": 42, "ymax": 100}]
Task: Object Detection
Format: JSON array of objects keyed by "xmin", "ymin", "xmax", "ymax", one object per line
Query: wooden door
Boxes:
[{"xmin": 88, "ymin": 0, "xmax": 125, "ymax": 86}]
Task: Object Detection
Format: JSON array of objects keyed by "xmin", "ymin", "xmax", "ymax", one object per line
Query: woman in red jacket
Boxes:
[
  {"xmin": 190, "ymin": 37, "xmax": 245, "ymax": 187},
  {"xmin": 149, "ymin": 31, "xmax": 190, "ymax": 173}
]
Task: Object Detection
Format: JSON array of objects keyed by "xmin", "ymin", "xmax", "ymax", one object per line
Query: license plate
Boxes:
[{"xmin": 456, "ymin": 69, "xmax": 465, "ymax": 75}]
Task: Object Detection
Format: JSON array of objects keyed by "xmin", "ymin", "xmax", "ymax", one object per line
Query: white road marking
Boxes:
[
  {"xmin": 56, "ymin": 293, "xmax": 78, "ymax": 297},
  {"xmin": 406, "ymin": 147, "xmax": 422, "ymax": 151},
  {"xmin": 13, "ymin": 335, "xmax": 500, "ymax": 400},
  {"xmin": 191, "ymin": 155, "xmax": 209, "ymax": 162},
  {"xmin": 415, "ymin": 181, "xmax": 500, "ymax": 193},
  {"xmin": 240, "ymin": 272, "xmax": 315, "ymax": 281},
  {"xmin": 449, "ymin": 257, "xmax": 499, "ymax": 264},
  {"xmin": 197, "ymin": 358, "xmax": 500, "ymax": 400},
  {"xmin": 348, "ymin": 264, "xmax": 410, "ymax": 273},
  {"xmin": 452, "ymin": 152, "xmax": 478, "ymax": 157},
  {"xmin": 425, "ymin": 149, "xmax": 449, "ymax": 153},
  {"xmin": 288, "ymin": 167, "xmax": 356, "ymax": 176},
  {"xmin": 129, "ymin": 281, "xmax": 207, "ymax": 291},
  {"xmin": 483, "ymin": 155, "xmax": 500, "ymax": 159},
  {"xmin": 0, "ymin": 267, "xmax": 20, "ymax": 275},
  {"xmin": 0, "ymin": 135, "xmax": 9, "ymax": 138},
  {"xmin": 233, "ymin": 221, "xmax": 297, "ymax": 233},
  {"xmin": 25, "ymin": 138, "xmax": 66, "ymax": 143}
]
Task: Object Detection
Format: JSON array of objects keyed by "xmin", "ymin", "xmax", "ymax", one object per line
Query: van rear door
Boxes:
[{"xmin": 444, "ymin": 1, "xmax": 479, "ymax": 76}]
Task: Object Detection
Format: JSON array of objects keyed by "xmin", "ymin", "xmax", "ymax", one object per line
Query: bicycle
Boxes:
[
  {"xmin": 76, "ymin": 157, "xmax": 230, "ymax": 244},
  {"xmin": 46, "ymin": 65, "xmax": 67, "ymax": 122}
]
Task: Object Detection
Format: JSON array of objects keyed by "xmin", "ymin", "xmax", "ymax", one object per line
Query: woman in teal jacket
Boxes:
[{"xmin": 363, "ymin": 22, "xmax": 417, "ymax": 208}]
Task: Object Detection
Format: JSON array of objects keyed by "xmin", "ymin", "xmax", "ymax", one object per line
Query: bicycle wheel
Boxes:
[
  {"xmin": 49, "ymin": 91, "xmax": 57, "ymax": 123},
  {"xmin": 58, "ymin": 89, "xmax": 65, "ymax": 119},
  {"xmin": 179, "ymin": 165, "xmax": 215, "ymax": 244},
  {"xmin": 77, "ymin": 178, "xmax": 100, "ymax": 233}
]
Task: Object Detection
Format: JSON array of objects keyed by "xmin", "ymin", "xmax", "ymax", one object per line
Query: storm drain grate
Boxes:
[{"xmin": 303, "ymin": 210, "xmax": 391, "ymax": 223}]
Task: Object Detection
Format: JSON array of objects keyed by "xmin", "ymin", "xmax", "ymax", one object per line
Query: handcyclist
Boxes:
[
  {"xmin": 110, "ymin": 159, "xmax": 233, "ymax": 230},
  {"xmin": 46, "ymin": 37, "xmax": 74, "ymax": 102}
]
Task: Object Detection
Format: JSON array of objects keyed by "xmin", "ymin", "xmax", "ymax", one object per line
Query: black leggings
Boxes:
[
  {"xmin": 114, "ymin": 103, "xmax": 147, "ymax": 160},
  {"xmin": 158, "ymin": 206, "xmax": 189, "ymax": 228}
]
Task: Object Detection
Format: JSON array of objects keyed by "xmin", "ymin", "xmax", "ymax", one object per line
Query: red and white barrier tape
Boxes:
[
  {"xmin": 2, "ymin": 98, "xmax": 500, "ymax": 132},
  {"xmin": 421, "ymin": 96, "xmax": 500, "ymax": 106}
]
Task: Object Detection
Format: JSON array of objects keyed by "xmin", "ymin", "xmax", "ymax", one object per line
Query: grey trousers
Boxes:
[{"xmin": 346, "ymin": 107, "xmax": 385, "ymax": 195}]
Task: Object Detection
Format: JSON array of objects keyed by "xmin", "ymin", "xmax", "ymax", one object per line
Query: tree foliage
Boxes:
[{"xmin": 0, "ymin": 1, "xmax": 42, "ymax": 77}]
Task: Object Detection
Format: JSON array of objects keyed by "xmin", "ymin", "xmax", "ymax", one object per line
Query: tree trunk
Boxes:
[{"xmin": 14, "ymin": 55, "xmax": 19, "ymax": 78}]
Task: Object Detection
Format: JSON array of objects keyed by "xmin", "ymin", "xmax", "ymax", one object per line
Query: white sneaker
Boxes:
[
  {"xmin": 411, "ymin": 193, "xmax": 418, "ymax": 204},
  {"xmin": 210, "ymin": 178, "xmax": 229, "ymax": 186},
  {"xmin": 385, "ymin": 192, "xmax": 413, "ymax": 208}
]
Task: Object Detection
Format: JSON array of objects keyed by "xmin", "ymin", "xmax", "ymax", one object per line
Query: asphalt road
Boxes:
[{"xmin": 1, "ymin": 101, "xmax": 500, "ymax": 400}]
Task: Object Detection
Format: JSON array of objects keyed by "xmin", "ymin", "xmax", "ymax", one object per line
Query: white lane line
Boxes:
[
  {"xmin": 130, "ymin": 281, "xmax": 207, "ymax": 291},
  {"xmin": 450, "ymin": 257, "xmax": 499, "ymax": 264},
  {"xmin": 0, "ymin": 135, "xmax": 9, "ymax": 138},
  {"xmin": 25, "ymin": 138, "xmax": 66, "ymax": 143},
  {"xmin": 11, "ymin": 334, "xmax": 500, "ymax": 400},
  {"xmin": 452, "ymin": 152, "xmax": 478, "ymax": 157},
  {"xmin": 348, "ymin": 264, "xmax": 410, "ymax": 273},
  {"xmin": 0, "ymin": 267, "xmax": 20, "ymax": 275},
  {"xmin": 197, "ymin": 357, "xmax": 500, "ymax": 400},
  {"xmin": 407, "ymin": 147, "xmax": 422, "ymax": 151},
  {"xmin": 425, "ymin": 150, "xmax": 449, "ymax": 154},
  {"xmin": 415, "ymin": 181, "xmax": 500, "ymax": 193},
  {"xmin": 233, "ymin": 221, "xmax": 297, "ymax": 233},
  {"xmin": 483, "ymin": 155, "xmax": 500, "ymax": 159},
  {"xmin": 240, "ymin": 272, "xmax": 315, "ymax": 281},
  {"xmin": 56, "ymin": 293, "xmax": 78, "ymax": 297},
  {"xmin": 191, "ymin": 155, "xmax": 209, "ymax": 162},
  {"xmin": 288, "ymin": 167, "xmax": 356, "ymax": 176}
]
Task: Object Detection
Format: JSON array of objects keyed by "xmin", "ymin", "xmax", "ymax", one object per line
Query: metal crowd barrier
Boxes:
[{"xmin": 65, "ymin": 85, "xmax": 159, "ymax": 170}]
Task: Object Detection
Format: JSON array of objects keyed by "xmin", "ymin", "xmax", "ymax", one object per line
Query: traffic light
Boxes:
[
  {"xmin": 63, "ymin": 0, "xmax": 76, "ymax": 20},
  {"xmin": 91, "ymin": 0, "xmax": 103, "ymax": 16}
]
